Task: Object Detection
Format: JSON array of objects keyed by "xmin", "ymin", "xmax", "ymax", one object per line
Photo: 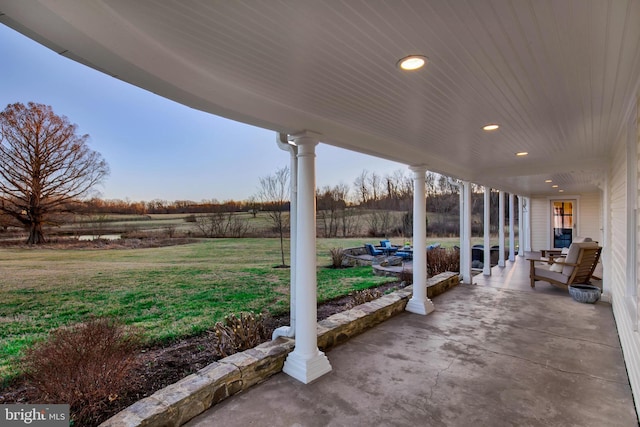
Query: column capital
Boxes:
[
  {"xmin": 289, "ymin": 130, "xmax": 322, "ymax": 146},
  {"xmin": 409, "ymin": 164, "xmax": 427, "ymax": 174}
]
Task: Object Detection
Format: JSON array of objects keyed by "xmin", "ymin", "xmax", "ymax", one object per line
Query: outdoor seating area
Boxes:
[
  {"xmin": 528, "ymin": 240, "xmax": 602, "ymax": 290},
  {"xmin": 364, "ymin": 240, "xmax": 444, "ymax": 261},
  {"xmin": 471, "ymin": 244, "xmax": 512, "ymax": 269}
]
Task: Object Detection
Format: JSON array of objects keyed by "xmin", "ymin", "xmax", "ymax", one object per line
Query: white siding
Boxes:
[
  {"xmin": 530, "ymin": 197, "xmax": 548, "ymax": 251},
  {"xmin": 529, "ymin": 193, "xmax": 601, "ymax": 250},
  {"xmin": 608, "ymin": 95, "xmax": 640, "ymax": 417},
  {"xmin": 579, "ymin": 192, "xmax": 602, "ymax": 243}
]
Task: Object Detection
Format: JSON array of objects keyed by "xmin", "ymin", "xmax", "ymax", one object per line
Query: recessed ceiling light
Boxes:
[
  {"xmin": 545, "ymin": 179, "xmax": 552, "ymax": 183},
  {"xmin": 397, "ymin": 55, "xmax": 428, "ymax": 71},
  {"xmin": 483, "ymin": 124, "xmax": 500, "ymax": 131},
  {"xmin": 552, "ymin": 185, "xmax": 559, "ymax": 188},
  {"xmin": 515, "ymin": 151, "xmax": 528, "ymax": 156},
  {"xmin": 559, "ymin": 189, "xmax": 564, "ymax": 192}
]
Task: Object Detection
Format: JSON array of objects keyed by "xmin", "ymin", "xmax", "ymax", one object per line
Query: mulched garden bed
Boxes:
[{"xmin": 0, "ymin": 280, "xmax": 404, "ymax": 426}]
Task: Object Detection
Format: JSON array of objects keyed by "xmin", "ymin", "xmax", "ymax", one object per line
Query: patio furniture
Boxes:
[
  {"xmin": 395, "ymin": 250, "xmax": 412, "ymax": 260},
  {"xmin": 471, "ymin": 244, "xmax": 484, "ymax": 262},
  {"xmin": 365, "ymin": 243, "xmax": 384, "ymax": 256},
  {"xmin": 540, "ymin": 236, "xmax": 593, "ymax": 260},
  {"xmin": 529, "ymin": 241, "xmax": 601, "ymax": 289},
  {"xmin": 379, "ymin": 240, "xmax": 399, "ymax": 255}
]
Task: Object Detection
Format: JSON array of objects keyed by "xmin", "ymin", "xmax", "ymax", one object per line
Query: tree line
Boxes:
[{"xmin": 0, "ymin": 102, "xmax": 514, "ymax": 244}]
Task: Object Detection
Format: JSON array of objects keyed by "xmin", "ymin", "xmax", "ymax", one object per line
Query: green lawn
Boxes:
[{"xmin": 0, "ymin": 238, "xmax": 397, "ymax": 381}]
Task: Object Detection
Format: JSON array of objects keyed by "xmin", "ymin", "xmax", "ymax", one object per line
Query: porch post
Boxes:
[
  {"xmin": 518, "ymin": 195, "xmax": 524, "ymax": 257},
  {"xmin": 509, "ymin": 193, "xmax": 515, "ymax": 261},
  {"xmin": 498, "ymin": 191, "xmax": 505, "ymax": 267},
  {"xmin": 282, "ymin": 131, "xmax": 332, "ymax": 383},
  {"xmin": 483, "ymin": 186, "xmax": 491, "ymax": 276},
  {"xmin": 406, "ymin": 165, "xmax": 435, "ymax": 315},
  {"xmin": 524, "ymin": 197, "xmax": 532, "ymax": 252},
  {"xmin": 461, "ymin": 181, "xmax": 473, "ymax": 284}
]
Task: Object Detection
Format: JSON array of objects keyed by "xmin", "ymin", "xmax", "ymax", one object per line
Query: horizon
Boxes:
[{"xmin": 0, "ymin": 24, "xmax": 407, "ymax": 202}]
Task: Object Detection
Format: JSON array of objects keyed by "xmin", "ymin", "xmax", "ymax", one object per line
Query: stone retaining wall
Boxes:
[{"xmin": 100, "ymin": 273, "xmax": 459, "ymax": 427}]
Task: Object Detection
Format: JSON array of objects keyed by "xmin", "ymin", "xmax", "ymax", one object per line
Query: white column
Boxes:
[
  {"xmin": 406, "ymin": 165, "xmax": 435, "ymax": 315},
  {"xmin": 518, "ymin": 195, "xmax": 524, "ymax": 257},
  {"xmin": 483, "ymin": 186, "xmax": 491, "ymax": 276},
  {"xmin": 498, "ymin": 191, "xmax": 505, "ymax": 267},
  {"xmin": 458, "ymin": 185, "xmax": 466, "ymax": 272},
  {"xmin": 509, "ymin": 193, "xmax": 515, "ymax": 261},
  {"xmin": 461, "ymin": 181, "xmax": 473, "ymax": 284},
  {"xmin": 525, "ymin": 197, "xmax": 532, "ymax": 252},
  {"xmin": 282, "ymin": 131, "xmax": 332, "ymax": 383},
  {"xmin": 273, "ymin": 134, "xmax": 297, "ymax": 340}
]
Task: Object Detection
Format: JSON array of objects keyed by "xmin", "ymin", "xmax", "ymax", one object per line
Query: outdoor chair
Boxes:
[
  {"xmin": 529, "ymin": 241, "xmax": 601, "ymax": 290},
  {"xmin": 540, "ymin": 236, "xmax": 594, "ymax": 260},
  {"xmin": 365, "ymin": 243, "xmax": 384, "ymax": 256},
  {"xmin": 379, "ymin": 240, "xmax": 399, "ymax": 255}
]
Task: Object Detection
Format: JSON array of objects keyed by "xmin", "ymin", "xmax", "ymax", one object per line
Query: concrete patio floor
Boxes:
[{"xmin": 186, "ymin": 257, "xmax": 637, "ymax": 426}]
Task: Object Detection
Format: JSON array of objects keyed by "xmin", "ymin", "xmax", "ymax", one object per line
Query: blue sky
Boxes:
[{"xmin": 0, "ymin": 24, "xmax": 405, "ymax": 202}]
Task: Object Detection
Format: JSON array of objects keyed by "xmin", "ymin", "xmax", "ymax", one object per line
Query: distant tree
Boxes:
[
  {"xmin": 354, "ymin": 170, "xmax": 370, "ymax": 205},
  {"xmin": 0, "ymin": 102, "xmax": 109, "ymax": 244},
  {"xmin": 257, "ymin": 166, "xmax": 290, "ymax": 267},
  {"xmin": 317, "ymin": 184, "xmax": 348, "ymax": 237},
  {"xmin": 246, "ymin": 196, "xmax": 260, "ymax": 218}
]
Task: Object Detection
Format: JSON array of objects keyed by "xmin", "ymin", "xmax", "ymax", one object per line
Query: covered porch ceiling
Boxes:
[{"xmin": 1, "ymin": 0, "xmax": 639, "ymax": 196}]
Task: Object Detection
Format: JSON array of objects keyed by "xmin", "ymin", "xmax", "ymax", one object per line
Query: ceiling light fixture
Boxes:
[
  {"xmin": 483, "ymin": 124, "xmax": 500, "ymax": 131},
  {"xmin": 397, "ymin": 55, "xmax": 428, "ymax": 71},
  {"xmin": 545, "ymin": 179, "xmax": 552, "ymax": 183},
  {"xmin": 515, "ymin": 151, "xmax": 528, "ymax": 156},
  {"xmin": 559, "ymin": 189, "xmax": 565, "ymax": 192},
  {"xmin": 552, "ymin": 185, "xmax": 559, "ymax": 188}
]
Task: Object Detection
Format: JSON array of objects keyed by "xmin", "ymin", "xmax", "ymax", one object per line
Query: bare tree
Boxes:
[
  {"xmin": 317, "ymin": 184, "xmax": 349, "ymax": 237},
  {"xmin": 368, "ymin": 171, "xmax": 382, "ymax": 202},
  {"xmin": 353, "ymin": 170, "xmax": 370, "ymax": 205},
  {"xmin": 0, "ymin": 102, "xmax": 109, "ymax": 244},
  {"xmin": 257, "ymin": 166, "xmax": 290, "ymax": 267}
]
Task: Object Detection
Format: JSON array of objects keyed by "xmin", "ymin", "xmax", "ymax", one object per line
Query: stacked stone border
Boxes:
[{"xmin": 100, "ymin": 272, "xmax": 459, "ymax": 427}]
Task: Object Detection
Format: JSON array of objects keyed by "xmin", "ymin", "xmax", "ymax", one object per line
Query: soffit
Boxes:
[{"xmin": 1, "ymin": 0, "xmax": 639, "ymax": 195}]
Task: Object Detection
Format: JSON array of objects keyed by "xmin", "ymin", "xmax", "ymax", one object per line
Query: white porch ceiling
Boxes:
[{"xmin": 1, "ymin": 0, "xmax": 639, "ymax": 196}]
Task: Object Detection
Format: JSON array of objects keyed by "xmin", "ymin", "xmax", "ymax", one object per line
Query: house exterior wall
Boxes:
[
  {"xmin": 608, "ymin": 93, "xmax": 640, "ymax": 416},
  {"xmin": 530, "ymin": 197, "xmax": 547, "ymax": 251},
  {"xmin": 529, "ymin": 193, "xmax": 601, "ymax": 251}
]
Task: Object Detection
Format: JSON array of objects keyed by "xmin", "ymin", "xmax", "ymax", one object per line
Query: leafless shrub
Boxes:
[
  {"xmin": 212, "ymin": 312, "xmax": 270, "ymax": 357},
  {"xmin": 164, "ymin": 224, "xmax": 177, "ymax": 238},
  {"xmin": 399, "ymin": 268, "xmax": 413, "ymax": 284},
  {"xmin": 21, "ymin": 318, "xmax": 141, "ymax": 425},
  {"xmin": 195, "ymin": 212, "xmax": 251, "ymax": 238},
  {"xmin": 346, "ymin": 288, "xmax": 383, "ymax": 309},
  {"xmin": 366, "ymin": 210, "xmax": 392, "ymax": 237},
  {"xmin": 340, "ymin": 209, "xmax": 361, "ymax": 237},
  {"xmin": 329, "ymin": 247, "xmax": 345, "ymax": 268},
  {"xmin": 427, "ymin": 247, "xmax": 460, "ymax": 275}
]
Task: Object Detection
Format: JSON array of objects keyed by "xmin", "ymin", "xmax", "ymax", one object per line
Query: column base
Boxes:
[
  {"xmin": 406, "ymin": 297, "xmax": 435, "ymax": 315},
  {"xmin": 283, "ymin": 349, "xmax": 332, "ymax": 384}
]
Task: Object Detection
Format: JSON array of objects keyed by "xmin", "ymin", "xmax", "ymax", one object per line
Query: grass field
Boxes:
[{"xmin": 0, "ymin": 237, "xmax": 407, "ymax": 381}]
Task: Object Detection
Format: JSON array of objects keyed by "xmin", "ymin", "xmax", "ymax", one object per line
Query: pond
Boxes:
[{"xmin": 77, "ymin": 234, "xmax": 122, "ymax": 241}]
